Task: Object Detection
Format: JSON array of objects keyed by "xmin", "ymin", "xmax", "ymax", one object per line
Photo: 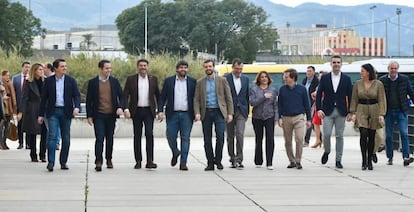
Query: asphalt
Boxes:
[{"xmin": 0, "ymin": 135, "xmax": 414, "ymax": 212}]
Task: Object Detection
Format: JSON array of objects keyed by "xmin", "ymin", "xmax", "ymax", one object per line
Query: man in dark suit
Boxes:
[
  {"xmin": 12, "ymin": 61, "xmax": 30, "ymax": 149},
  {"xmin": 157, "ymin": 60, "xmax": 196, "ymax": 171},
  {"xmin": 38, "ymin": 58, "xmax": 81, "ymax": 172},
  {"xmin": 224, "ymin": 58, "xmax": 249, "ymax": 169},
  {"xmin": 316, "ymin": 55, "xmax": 353, "ymax": 169},
  {"xmin": 124, "ymin": 59, "xmax": 160, "ymax": 169},
  {"xmin": 194, "ymin": 59, "xmax": 234, "ymax": 171},
  {"xmin": 86, "ymin": 60, "xmax": 125, "ymax": 172},
  {"xmin": 302, "ymin": 65, "xmax": 320, "ymax": 147}
]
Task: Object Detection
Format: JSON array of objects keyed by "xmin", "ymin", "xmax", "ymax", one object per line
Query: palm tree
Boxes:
[{"xmin": 80, "ymin": 34, "xmax": 97, "ymax": 50}]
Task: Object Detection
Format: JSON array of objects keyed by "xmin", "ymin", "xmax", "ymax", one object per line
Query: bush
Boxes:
[{"xmin": 0, "ymin": 49, "xmax": 206, "ymax": 102}]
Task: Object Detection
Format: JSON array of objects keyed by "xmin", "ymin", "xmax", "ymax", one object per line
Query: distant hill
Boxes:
[{"xmin": 27, "ymin": 0, "xmax": 414, "ymax": 56}]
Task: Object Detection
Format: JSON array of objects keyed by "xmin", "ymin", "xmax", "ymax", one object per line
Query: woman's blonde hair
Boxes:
[{"xmin": 28, "ymin": 63, "xmax": 44, "ymax": 82}]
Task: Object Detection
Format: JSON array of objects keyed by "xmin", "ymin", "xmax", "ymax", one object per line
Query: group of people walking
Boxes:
[{"xmin": 1, "ymin": 55, "xmax": 413, "ymax": 173}]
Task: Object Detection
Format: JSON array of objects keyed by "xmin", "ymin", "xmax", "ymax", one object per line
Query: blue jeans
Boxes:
[
  {"xmin": 322, "ymin": 108, "xmax": 346, "ymax": 162},
  {"xmin": 93, "ymin": 113, "xmax": 116, "ymax": 164},
  {"xmin": 385, "ymin": 109, "xmax": 410, "ymax": 159},
  {"xmin": 202, "ymin": 109, "xmax": 225, "ymax": 165},
  {"xmin": 166, "ymin": 111, "xmax": 193, "ymax": 164},
  {"xmin": 47, "ymin": 108, "xmax": 72, "ymax": 166}
]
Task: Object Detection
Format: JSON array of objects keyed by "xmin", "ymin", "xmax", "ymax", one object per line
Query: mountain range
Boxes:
[{"xmin": 22, "ymin": 0, "xmax": 414, "ymax": 56}]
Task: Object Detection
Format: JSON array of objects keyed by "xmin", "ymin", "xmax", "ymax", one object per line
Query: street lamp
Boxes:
[
  {"xmin": 396, "ymin": 8, "xmax": 402, "ymax": 57},
  {"xmin": 144, "ymin": 4, "xmax": 148, "ymax": 58},
  {"xmin": 370, "ymin": 5, "xmax": 376, "ymax": 56}
]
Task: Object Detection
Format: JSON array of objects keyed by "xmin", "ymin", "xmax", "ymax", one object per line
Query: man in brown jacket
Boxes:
[
  {"xmin": 194, "ymin": 59, "xmax": 233, "ymax": 171},
  {"xmin": 124, "ymin": 59, "xmax": 160, "ymax": 170}
]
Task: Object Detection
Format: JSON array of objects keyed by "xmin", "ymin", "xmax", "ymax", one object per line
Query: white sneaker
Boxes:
[{"xmin": 266, "ymin": 166, "xmax": 274, "ymax": 170}]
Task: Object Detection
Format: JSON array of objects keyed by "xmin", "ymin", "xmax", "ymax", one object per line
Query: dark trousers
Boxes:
[
  {"xmin": 27, "ymin": 134, "xmax": 37, "ymax": 160},
  {"xmin": 93, "ymin": 113, "xmax": 116, "ymax": 164},
  {"xmin": 304, "ymin": 124, "xmax": 323, "ymax": 144},
  {"xmin": 17, "ymin": 119, "xmax": 29, "ymax": 146},
  {"xmin": 201, "ymin": 109, "xmax": 225, "ymax": 165},
  {"xmin": 40, "ymin": 123, "xmax": 47, "ymax": 160},
  {"xmin": 132, "ymin": 107, "xmax": 154, "ymax": 163},
  {"xmin": 252, "ymin": 118, "xmax": 275, "ymax": 166}
]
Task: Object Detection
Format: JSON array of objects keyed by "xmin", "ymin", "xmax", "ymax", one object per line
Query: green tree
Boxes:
[
  {"xmin": 0, "ymin": 0, "xmax": 45, "ymax": 57},
  {"xmin": 80, "ymin": 34, "xmax": 97, "ymax": 50},
  {"xmin": 116, "ymin": 0, "xmax": 276, "ymax": 63}
]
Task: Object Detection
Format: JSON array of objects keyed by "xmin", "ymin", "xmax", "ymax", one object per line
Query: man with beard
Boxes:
[
  {"xmin": 194, "ymin": 59, "xmax": 233, "ymax": 171},
  {"xmin": 157, "ymin": 60, "xmax": 196, "ymax": 171}
]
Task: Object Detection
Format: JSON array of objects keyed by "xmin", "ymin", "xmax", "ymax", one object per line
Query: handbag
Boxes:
[{"xmin": 7, "ymin": 119, "xmax": 18, "ymax": 141}]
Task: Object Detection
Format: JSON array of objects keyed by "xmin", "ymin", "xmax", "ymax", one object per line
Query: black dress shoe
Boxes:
[
  {"xmin": 372, "ymin": 154, "xmax": 378, "ymax": 163},
  {"xmin": 287, "ymin": 162, "xmax": 296, "ymax": 168},
  {"xmin": 17, "ymin": 144, "xmax": 23, "ymax": 149},
  {"xmin": 179, "ymin": 164, "xmax": 188, "ymax": 171},
  {"xmin": 107, "ymin": 160, "xmax": 113, "ymax": 169},
  {"xmin": 230, "ymin": 162, "xmax": 237, "ymax": 168},
  {"xmin": 134, "ymin": 162, "xmax": 142, "ymax": 169},
  {"xmin": 204, "ymin": 164, "xmax": 214, "ymax": 171},
  {"xmin": 95, "ymin": 163, "xmax": 102, "ymax": 172},
  {"xmin": 171, "ymin": 152, "xmax": 180, "ymax": 167},
  {"xmin": 335, "ymin": 161, "xmax": 343, "ymax": 169},
  {"xmin": 321, "ymin": 152, "xmax": 329, "ymax": 164},
  {"xmin": 25, "ymin": 145, "xmax": 30, "ymax": 149},
  {"xmin": 31, "ymin": 158, "xmax": 39, "ymax": 162},
  {"xmin": 403, "ymin": 157, "xmax": 413, "ymax": 166},
  {"xmin": 61, "ymin": 164, "xmax": 69, "ymax": 170},
  {"xmin": 47, "ymin": 163, "xmax": 54, "ymax": 172},
  {"xmin": 236, "ymin": 163, "xmax": 244, "ymax": 169},
  {"xmin": 296, "ymin": 163, "xmax": 303, "ymax": 169},
  {"xmin": 145, "ymin": 161, "xmax": 157, "ymax": 169},
  {"xmin": 40, "ymin": 158, "xmax": 47, "ymax": 163},
  {"xmin": 377, "ymin": 145, "xmax": 385, "ymax": 152},
  {"xmin": 387, "ymin": 158, "xmax": 393, "ymax": 165},
  {"xmin": 216, "ymin": 163, "xmax": 224, "ymax": 170}
]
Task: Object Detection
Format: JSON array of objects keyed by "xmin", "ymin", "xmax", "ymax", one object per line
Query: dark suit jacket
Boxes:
[
  {"xmin": 123, "ymin": 74, "xmax": 160, "ymax": 118},
  {"xmin": 39, "ymin": 75, "xmax": 81, "ymax": 119},
  {"xmin": 379, "ymin": 73, "xmax": 414, "ymax": 114},
  {"xmin": 86, "ymin": 76, "xmax": 125, "ymax": 118},
  {"xmin": 224, "ymin": 73, "xmax": 249, "ymax": 118},
  {"xmin": 157, "ymin": 75, "xmax": 197, "ymax": 120},
  {"xmin": 315, "ymin": 72, "xmax": 353, "ymax": 117},
  {"xmin": 302, "ymin": 76, "xmax": 319, "ymax": 104},
  {"xmin": 20, "ymin": 80, "xmax": 42, "ymax": 134},
  {"xmin": 12, "ymin": 73, "xmax": 24, "ymax": 109}
]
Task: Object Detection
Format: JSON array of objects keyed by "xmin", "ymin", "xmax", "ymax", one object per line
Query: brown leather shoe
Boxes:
[
  {"xmin": 179, "ymin": 164, "xmax": 188, "ymax": 171},
  {"xmin": 145, "ymin": 161, "xmax": 157, "ymax": 169},
  {"xmin": 95, "ymin": 162, "xmax": 102, "ymax": 172},
  {"xmin": 134, "ymin": 161, "xmax": 142, "ymax": 169},
  {"xmin": 107, "ymin": 160, "xmax": 113, "ymax": 169}
]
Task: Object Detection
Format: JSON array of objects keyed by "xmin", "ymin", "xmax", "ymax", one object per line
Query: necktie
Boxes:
[{"xmin": 22, "ymin": 75, "xmax": 27, "ymax": 91}]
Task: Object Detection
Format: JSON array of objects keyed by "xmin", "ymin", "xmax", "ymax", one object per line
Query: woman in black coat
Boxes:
[{"xmin": 17, "ymin": 63, "xmax": 44, "ymax": 162}]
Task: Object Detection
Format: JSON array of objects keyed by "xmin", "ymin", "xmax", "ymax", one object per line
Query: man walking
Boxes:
[
  {"xmin": 224, "ymin": 58, "xmax": 249, "ymax": 169},
  {"xmin": 278, "ymin": 68, "xmax": 312, "ymax": 170},
  {"xmin": 124, "ymin": 59, "xmax": 160, "ymax": 169},
  {"xmin": 157, "ymin": 60, "xmax": 196, "ymax": 171},
  {"xmin": 302, "ymin": 66, "xmax": 319, "ymax": 147},
  {"xmin": 86, "ymin": 60, "xmax": 125, "ymax": 172},
  {"xmin": 316, "ymin": 55, "xmax": 353, "ymax": 169},
  {"xmin": 38, "ymin": 59, "xmax": 81, "ymax": 172},
  {"xmin": 194, "ymin": 59, "xmax": 233, "ymax": 171},
  {"xmin": 379, "ymin": 61, "xmax": 414, "ymax": 166},
  {"xmin": 12, "ymin": 61, "xmax": 30, "ymax": 149}
]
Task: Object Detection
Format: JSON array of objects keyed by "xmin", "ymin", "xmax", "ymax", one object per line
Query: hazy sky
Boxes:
[{"xmin": 269, "ymin": 0, "xmax": 414, "ymax": 7}]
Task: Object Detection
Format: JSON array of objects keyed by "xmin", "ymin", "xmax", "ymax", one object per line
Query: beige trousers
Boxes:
[{"xmin": 282, "ymin": 114, "xmax": 306, "ymax": 163}]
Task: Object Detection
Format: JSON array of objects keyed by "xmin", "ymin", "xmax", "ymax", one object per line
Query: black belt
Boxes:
[
  {"xmin": 174, "ymin": 110, "xmax": 187, "ymax": 112},
  {"xmin": 359, "ymin": 99, "xmax": 378, "ymax": 105},
  {"xmin": 206, "ymin": 108, "xmax": 219, "ymax": 112},
  {"xmin": 55, "ymin": 106, "xmax": 64, "ymax": 108},
  {"xmin": 137, "ymin": 106, "xmax": 150, "ymax": 109}
]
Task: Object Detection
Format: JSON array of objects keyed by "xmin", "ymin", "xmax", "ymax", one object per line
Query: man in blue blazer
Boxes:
[
  {"xmin": 12, "ymin": 61, "xmax": 30, "ymax": 149},
  {"xmin": 157, "ymin": 60, "xmax": 196, "ymax": 171},
  {"xmin": 86, "ymin": 60, "xmax": 125, "ymax": 172},
  {"xmin": 224, "ymin": 58, "xmax": 249, "ymax": 169},
  {"xmin": 316, "ymin": 55, "xmax": 353, "ymax": 169},
  {"xmin": 38, "ymin": 58, "xmax": 81, "ymax": 172}
]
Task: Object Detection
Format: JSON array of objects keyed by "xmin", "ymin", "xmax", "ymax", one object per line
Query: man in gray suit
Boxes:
[
  {"xmin": 224, "ymin": 58, "xmax": 249, "ymax": 169},
  {"xmin": 194, "ymin": 59, "xmax": 233, "ymax": 171},
  {"xmin": 12, "ymin": 61, "xmax": 30, "ymax": 149}
]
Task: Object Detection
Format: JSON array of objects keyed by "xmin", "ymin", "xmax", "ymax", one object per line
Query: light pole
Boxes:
[
  {"xmin": 144, "ymin": 4, "xmax": 148, "ymax": 58},
  {"xmin": 370, "ymin": 5, "xmax": 376, "ymax": 56},
  {"xmin": 396, "ymin": 8, "xmax": 401, "ymax": 57}
]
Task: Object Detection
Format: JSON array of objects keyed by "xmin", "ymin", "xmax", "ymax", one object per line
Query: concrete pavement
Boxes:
[{"xmin": 0, "ymin": 136, "xmax": 413, "ymax": 212}]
